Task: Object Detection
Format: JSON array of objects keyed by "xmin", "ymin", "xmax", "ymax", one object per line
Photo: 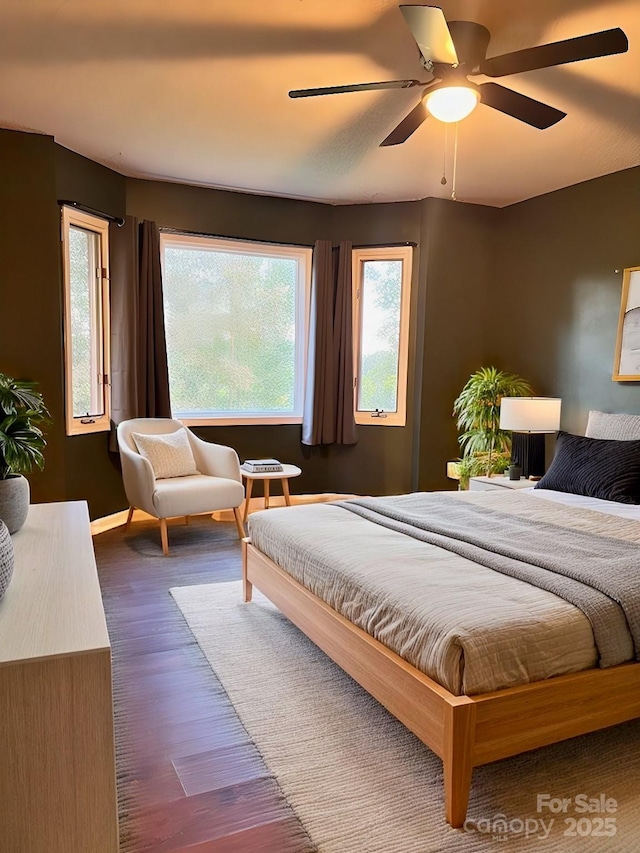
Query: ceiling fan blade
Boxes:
[
  {"xmin": 478, "ymin": 28, "xmax": 628, "ymax": 78},
  {"xmin": 400, "ymin": 5, "xmax": 458, "ymax": 66},
  {"xmin": 447, "ymin": 21, "xmax": 490, "ymax": 67},
  {"xmin": 289, "ymin": 79, "xmax": 424, "ymax": 98},
  {"xmin": 380, "ymin": 100, "xmax": 429, "ymax": 146},
  {"xmin": 479, "ymin": 82, "xmax": 566, "ymax": 129}
]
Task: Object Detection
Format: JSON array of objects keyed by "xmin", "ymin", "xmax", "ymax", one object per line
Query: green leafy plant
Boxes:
[
  {"xmin": 455, "ymin": 452, "xmax": 510, "ymax": 490},
  {"xmin": 453, "ymin": 366, "xmax": 532, "ymax": 480},
  {"xmin": 0, "ymin": 373, "xmax": 49, "ymax": 480}
]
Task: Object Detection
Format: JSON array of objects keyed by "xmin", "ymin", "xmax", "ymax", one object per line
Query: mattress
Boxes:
[{"xmin": 247, "ymin": 488, "xmax": 640, "ymax": 696}]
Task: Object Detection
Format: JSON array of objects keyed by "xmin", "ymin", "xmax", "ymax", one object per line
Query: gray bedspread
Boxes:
[
  {"xmin": 337, "ymin": 493, "xmax": 639, "ymax": 668},
  {"xmin": 248, "ymin": 490, "xmax": 640, "ymax": 694}
]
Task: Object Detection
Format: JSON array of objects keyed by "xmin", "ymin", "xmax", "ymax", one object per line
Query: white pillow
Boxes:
[
  {"xmin": 585, "ymin": 410, "xmax": 640, "ymax": 441},
  {"xmin": 131, "ymin": 429, "xmax": 199, "ymax": 479}
]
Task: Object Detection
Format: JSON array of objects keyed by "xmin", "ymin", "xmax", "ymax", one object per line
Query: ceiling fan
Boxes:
[{"xmin": 289, "ymin": 5, "xmax": 628, "ymax": 146}]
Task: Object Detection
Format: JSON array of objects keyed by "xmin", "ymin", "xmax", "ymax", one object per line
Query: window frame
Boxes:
[
  {"xmin": 160, "ymin": 233, "xmax": 312, "ymax": 426},
  {"xmin": 351, "ymin": 245, "xmax": 413, "ymax": 427},
  {"xmin": 61, "ymin": 207, "xmax": 111, "ymax": 436}
]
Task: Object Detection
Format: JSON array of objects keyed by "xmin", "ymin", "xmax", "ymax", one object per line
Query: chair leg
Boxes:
[
  {"xmin": 233, "ymin": 507, "xmax": 246, "ymax": 540},
  {"xmin": 159, "ymin": 518, "xmax": 169, "ymax": 555},
  {"xmin": 184, "ymin": 515, "xmax": 190, "ymax": 526},
  {"xmin": 125, "ymin": 506, "xmax": 134, "ymax": 530}
]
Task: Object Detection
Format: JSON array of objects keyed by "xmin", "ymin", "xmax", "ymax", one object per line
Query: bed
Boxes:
[{"xmin": 242, "ymin": 415, "xmax": 640, "ymax": 827}]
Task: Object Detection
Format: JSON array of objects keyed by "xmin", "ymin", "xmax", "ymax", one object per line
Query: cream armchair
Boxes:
[{"xmin": 117, "ymin": 418, "xmax": 245, "ymax": 554}]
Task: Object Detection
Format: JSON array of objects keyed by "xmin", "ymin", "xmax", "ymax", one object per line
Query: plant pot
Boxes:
[
  {"xmin": 0, "ymin": 475, "xmax": 30, "ymax": 533},
  {"xmin": 0, "ymin": 519, "xmax": 14, "ymax": 600}
]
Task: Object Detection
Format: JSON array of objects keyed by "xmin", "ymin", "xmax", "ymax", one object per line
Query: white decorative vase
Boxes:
[
  {"xmin": 0, "ymin": 519, "xmax": 14, "ymax": 600},
  {"xmin": 0, "ymin": 475, "xmax": 30, "ymax": 534}
]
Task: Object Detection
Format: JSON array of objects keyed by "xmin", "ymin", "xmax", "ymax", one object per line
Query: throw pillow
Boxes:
[
  {"xmin": 535, "ymin": 431, "xmax": 640, "ymax": 504},
  {"xmin": 132, "ymin": 428, "xmax": 199, "ymax": 479}
]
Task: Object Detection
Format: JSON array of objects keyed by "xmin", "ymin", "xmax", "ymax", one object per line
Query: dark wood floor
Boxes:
[{"xmin": 95, "ymin": 515, "xmax": 315, "ymax": 853}]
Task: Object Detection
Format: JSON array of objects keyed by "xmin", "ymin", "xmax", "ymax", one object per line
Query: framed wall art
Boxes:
[{"xmin": 613, "ymin": 266, "xmax": 640, "ymax": 381}]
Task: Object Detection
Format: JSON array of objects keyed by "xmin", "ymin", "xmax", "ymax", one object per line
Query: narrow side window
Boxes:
[
  {"xmin": 62, "ymin": 207, "xmax": 111, "ymax": 435},
  {"xmin": 352, "ymin": 246, "xmax": 412, "ymax": 427}
]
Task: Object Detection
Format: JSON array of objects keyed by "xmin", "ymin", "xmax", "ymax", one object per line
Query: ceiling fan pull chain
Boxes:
[
  {"xmin": 451, "ymin": 122, "xmax": 459, "ymax": 201},
  {"xmin": 440, "ymin": 124, "xmax": 448, "ymax": 186}
]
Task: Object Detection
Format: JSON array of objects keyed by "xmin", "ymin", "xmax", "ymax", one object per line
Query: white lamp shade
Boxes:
[{"xmin": 499, "ymin": 397, "xmax": 562, "ymax": 433}]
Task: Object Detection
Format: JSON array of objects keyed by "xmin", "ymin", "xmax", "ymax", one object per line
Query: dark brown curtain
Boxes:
[
  {"xmin": 137, "ymin": 221, "xmax": 171, "ymax": 417},
  {"xmin": 109, "ymin": 218, "xmax": 171, "ymax": 449},
  {"xmin": 302, "ymin": 240, "xmax": 357, "ymax": 446}
]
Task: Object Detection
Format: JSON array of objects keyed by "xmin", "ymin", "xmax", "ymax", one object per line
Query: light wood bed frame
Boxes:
[{"xmin": 243, "ymin": 539, "xmax": 640, "ymax": 827}]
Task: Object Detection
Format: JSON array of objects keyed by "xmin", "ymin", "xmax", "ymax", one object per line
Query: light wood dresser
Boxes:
[{"xmin": 0, "ymin": 501, "xmax": 118, "ymax": 852}]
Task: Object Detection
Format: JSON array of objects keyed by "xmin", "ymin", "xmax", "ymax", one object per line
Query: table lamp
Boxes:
[{"xmin": 499, "ymin": 397, "xmax": 562, "ymax": 478}]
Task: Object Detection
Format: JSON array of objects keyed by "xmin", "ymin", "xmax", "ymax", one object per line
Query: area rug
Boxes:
[{"xmin": 170, "ymin": 581, "xmax": 640, "ymax": 852}]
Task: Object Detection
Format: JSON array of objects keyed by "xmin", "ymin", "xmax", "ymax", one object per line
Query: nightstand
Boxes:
[
  {"xmin": 241, "ymin": 463, "xmax": 302, "ymax": 522},
  {"xmin": 468, "ymin": 475, "xmax": 536, "ymax": 492}
]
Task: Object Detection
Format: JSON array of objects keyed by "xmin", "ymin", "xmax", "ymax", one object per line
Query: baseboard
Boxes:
[
  {"xmin": 90, "ymin": 508, "xmax": 154, "ymax": 536},
  {"xmin": 90, "ymin": 494, "xmax": 355, "ymax": 537}
]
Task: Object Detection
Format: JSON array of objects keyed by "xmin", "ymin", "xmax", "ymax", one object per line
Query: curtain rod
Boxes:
[
  {"xmin": 160, "ymin": 226, "xmax": 313, "ymax": 249},
  {"xmin": 161, "ymin": 227, "xmax": 416, "ymax": 251},
  {"xmin": 353, "ymin": 241, "xmax": 417, "ymax": 249},
  {"xmin": 58, "ymin": 200, "xmax": 125, "ymax": 227}
]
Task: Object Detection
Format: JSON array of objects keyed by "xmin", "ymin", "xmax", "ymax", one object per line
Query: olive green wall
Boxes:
[
  {"xmin": 486, "ymin": 166, "xmax": 640, "ymax": 435},
  {"xmin": 0, "ymin": 131, "xmax": 65, "ymax": 504},
  {"xmin": 55, "ymin": 146, "xmax": 126, "ymax": 217},
  {"xmin": 418, "ymin": 197, "xmax": 499, "ymax": 492}
]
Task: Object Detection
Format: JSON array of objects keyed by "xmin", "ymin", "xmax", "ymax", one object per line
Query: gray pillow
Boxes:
[{"xmin": 585, "ymin": 410, "xmax": 640, "ymax": 441}]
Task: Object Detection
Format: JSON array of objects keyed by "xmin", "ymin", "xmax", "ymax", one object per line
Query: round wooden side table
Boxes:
[{"xmin": 241, "ymin": 464, "xmax": 302, "ymax": 523}]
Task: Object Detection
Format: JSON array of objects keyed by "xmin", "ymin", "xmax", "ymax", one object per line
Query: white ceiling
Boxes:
[{"xmin": 1, "ymin": 0, "xmax": 639, "ymax": 207}]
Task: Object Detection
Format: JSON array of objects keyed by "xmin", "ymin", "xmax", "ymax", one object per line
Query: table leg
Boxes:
[
  {"xmin": 243, "ymin": 478, "xmax": 254, "ymax": 524},
  {"xmin": 282, "ymin": 478, "xmax": 291, "ymax": 506},
  {"xmin": 264, "ymin": 479, "xmax": 270, "ymax": 510}
]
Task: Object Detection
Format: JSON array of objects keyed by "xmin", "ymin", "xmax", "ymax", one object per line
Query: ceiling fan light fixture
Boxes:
[{"xmin": 425, "ymin": 86, "xmax": 479, "ymax": 123}]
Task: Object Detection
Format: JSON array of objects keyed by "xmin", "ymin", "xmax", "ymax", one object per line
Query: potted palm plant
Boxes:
[
  {"xmin": 0, "ymin": 372, "xmax": 49, "ymax": 533},
  {"xmin": 453, "ymin": 366, "xmax": 532, "ymax": 486}
]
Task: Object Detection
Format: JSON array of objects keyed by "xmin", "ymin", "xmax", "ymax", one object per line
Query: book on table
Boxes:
[{"xmin": 241, "ymin": 458, "xmax": 284, "ymax": 473}]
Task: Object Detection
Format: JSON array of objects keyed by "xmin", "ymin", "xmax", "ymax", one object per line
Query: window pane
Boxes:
[
  {"xmin": 68, "ymin": 226, "xmax": 103, "ymax": 418},
  {"xmin": 163, "ymin": 246, "xmax": 299, "ymax": 415},
  {"xmin": 357, "ymin": 260, "xmax": 403, "ymax": 413}
]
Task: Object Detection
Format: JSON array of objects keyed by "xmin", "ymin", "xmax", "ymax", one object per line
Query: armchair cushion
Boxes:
[
  {"xmin": 152, "ymin": 475, "xmax": 245, "ymax": 518},
  {"xmin": 132, "ymin": 428, "xmax": 199, "ymax": 479}
]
